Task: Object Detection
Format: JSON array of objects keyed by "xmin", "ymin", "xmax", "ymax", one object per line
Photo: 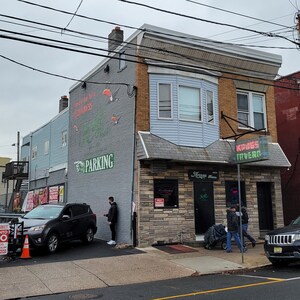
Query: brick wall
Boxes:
[
  {"xmin": 135, "ymin": 58, "xmax": 150, "ymax": 132},
  {"xmin": 219, "ymin": 74, "xmax": 278, "ymax": 142},
  {"xmin": 137, "ymin": 161, "xmax": 283, "ymax": 247}
]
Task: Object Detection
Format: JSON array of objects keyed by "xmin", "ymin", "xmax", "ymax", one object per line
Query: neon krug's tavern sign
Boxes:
[{"xmin": 233, "ymin": 136, "xmax": 269, "ymax": 164}]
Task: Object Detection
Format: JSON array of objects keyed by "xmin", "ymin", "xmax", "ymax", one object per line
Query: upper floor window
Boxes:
[
  {"xmin": 158, "ymin": 83, "xmax": 172, "ymax": 118},
  {"xmin": 61, "ymin": 130, "xmax": 67, "ymax": 147},
  {"xmin": 119, "ymin": 52, "xmax": 126, "ymax": 70},
  {"xmin": 32, "ymin": 146, "xmax": 37, "ymax": 160},
  {"xmin": 206, "ymin": 90, "xmax": 214, "ymax": 123},
  {"xmin": 237, "ymin": 91, "xmax": 266, "ymax": 130},
  {"xmin": 179, "ymin": 86, "xmax": 201, "ymax": 122},
  {"xmin": 44, "ymin": 140, "xmax": 49, "ymax": 155}
]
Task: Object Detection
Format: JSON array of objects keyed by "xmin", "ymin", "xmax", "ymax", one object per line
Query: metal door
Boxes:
[
  {"xmin": 257, "ymin": 182, "xmax": 274, "ymax": 231},
  {"xmin": 194, "ymin": 181, "xmax": 215, "ymax": 234}
]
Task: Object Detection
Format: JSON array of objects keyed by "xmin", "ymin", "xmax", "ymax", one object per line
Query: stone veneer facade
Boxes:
[{"xmin": 137, "ymin": 161, "xmax": 283, "ymax": 247}]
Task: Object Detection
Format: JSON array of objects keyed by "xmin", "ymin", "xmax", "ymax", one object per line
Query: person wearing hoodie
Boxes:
[
  {"xmin": 104, "ymin": 196, "xmax": 118, "ymax": 245},
  {"xmin": 226, "ymin": 205, "xmax": 245, "ymax": 253},
  {"xmin": 236, "ymin": 205, "xmax": 256, "ymax": 248}
]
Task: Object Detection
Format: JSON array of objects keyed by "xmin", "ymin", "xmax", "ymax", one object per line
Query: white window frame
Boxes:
[
  {"xmin": 178, "ymin": 85, "xmax": 202, "ymax": 122},
  {"xmin": 237, "ymin": 90, "xmax": 267, "ymax": 130},
  {"xmin": 157, "ymin": 83, "xmax": 172, "ymax": 119},
  {"xmin": 206, "ymin": 90, "xmax": 215, "ymax": 124},
  {"xmin": 32, "ymin": 146, "xmax": 37, "ymax": 160},
  {"xmin": 44, "ymin": 140, "xmax": 49, "ymax": 155},
  {"xmin": 61, "ymin": 130, "xmax": 67, "ymax": 147}
]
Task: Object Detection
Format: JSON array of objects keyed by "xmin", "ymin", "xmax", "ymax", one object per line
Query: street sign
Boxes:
[{"xmin": 0, "ymin": 223, "xmax": 9, "ymax": 255}]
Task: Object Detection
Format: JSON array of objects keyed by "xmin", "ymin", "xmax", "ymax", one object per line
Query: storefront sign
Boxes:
[
  {"xmin": 74, "ymin": 153, "xmax": 114, "ymax": 173},
  {"xmin": 188, "ymin": 170, "xmax": 219, "ymax": 181},
  {"xmin": 49, "ymin": 186, "xmax": 59, "ymax": 203},
  {"xmin": 234, "ymin": 136, "xmax": 269, "ymax": 164},
  {"xmin": 0, "ymin": 224, "xmax": 9, "ymax": 256}
]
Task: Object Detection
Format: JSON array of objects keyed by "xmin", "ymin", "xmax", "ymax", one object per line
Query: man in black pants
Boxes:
[
  {"xmin": 237, "ymin": 205, "xmax": 256, "ymax": 248},
  {"xmin": 104, "ymin": 196, "xmax": 118, "ymax": 245}
]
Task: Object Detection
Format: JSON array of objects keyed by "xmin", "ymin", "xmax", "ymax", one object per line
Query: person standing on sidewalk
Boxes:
[
  {"xmin": 239, "ymin": 206, "xmax": 256, "ymax": 247},
  {"xmin": 104, "ymin": 196, "xmax": 118, "ymax": 245},
  {"xmin": 226, "ymin": 206, "xmax": 245, "ymax": 253}
]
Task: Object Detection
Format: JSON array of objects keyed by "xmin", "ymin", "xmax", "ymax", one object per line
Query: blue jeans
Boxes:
[{"xmin": 226, "ymin": 230, "xmax": 242, "ymax": 252}]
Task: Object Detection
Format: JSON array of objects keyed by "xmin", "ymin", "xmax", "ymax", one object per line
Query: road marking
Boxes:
[
  {"xmin": 239, "ymin": 274, "xmax": 285, "ymax": 281},
  {"xmin": 152, "ymin": 278, "xmax": 285, "ymax": 300},
  {"xmin": 284, "ymin": 276, "xmax": 300, "ymax": 281}
]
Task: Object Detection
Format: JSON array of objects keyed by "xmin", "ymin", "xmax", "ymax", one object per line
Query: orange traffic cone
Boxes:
[{"xmin": 20, "ymin": 235, "xmax": 31, "ymax": 259}]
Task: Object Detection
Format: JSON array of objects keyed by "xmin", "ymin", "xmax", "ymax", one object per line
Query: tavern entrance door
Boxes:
[
  {"xmin": 257, "ymin": 182, "xmax": 274, "ymax": 232},
  {"xmin": 194, "ymin": 181, "xmax": 215, "ymax": 235}
]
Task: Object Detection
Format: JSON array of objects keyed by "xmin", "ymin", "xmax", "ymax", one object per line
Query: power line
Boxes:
[
  {"xmin": 0, "ymin": 12, "xmax": 297, "ymax": 54},
  {"xmin": 116, "ymin": 0, "xmax": 299, "ymax": 46},
  {"xmin": 0, "ymin": 27, "xmax": 283, "ymax": 81},
  {"xmin": 63, "ymin": 0, "xmax": 84, "ymax": 31},
  {"xmin": 0, "ymin": 53, "xmax": 132, "ymax": 86},
  {"xmin": 1, "ymin": 14, "xmax": 295, "ymax": 81},
  {"xmin": 186, "ymin": 0, "xmax": 293, "ymax": 30},
  {"xmin": 1, "ymin": 32, "xmax": 300, "ymax": 91},
  {"xmin": 18, "ymin": 0, "xmax": 299, "ymax": 46}
]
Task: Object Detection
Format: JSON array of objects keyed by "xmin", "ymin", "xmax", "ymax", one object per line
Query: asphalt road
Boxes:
[
  {"xmin": 22, "ymin": 264, "xmax": 300, "ymax": 300},
  {"xmin": 0, "ymin": 239, "xmax": 144, "ymax": 267}
]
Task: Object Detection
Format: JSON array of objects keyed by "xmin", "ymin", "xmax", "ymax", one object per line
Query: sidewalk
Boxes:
[{"xmin": 0, "ymin": 242, "xmax": 269, "ymax": 300}]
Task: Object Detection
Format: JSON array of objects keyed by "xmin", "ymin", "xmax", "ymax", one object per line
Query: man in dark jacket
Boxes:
[
  {"xmin": 104, "ymin": 196, "xmax": 118, "ymax": 245},
  {"xmin": 226, "ymin": 206, "xmax": 245, "ymax": 253}
]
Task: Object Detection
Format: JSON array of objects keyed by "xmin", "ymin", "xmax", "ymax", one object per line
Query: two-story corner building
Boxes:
[
  {"xmin": 68, "ymin": 24, "xmax": 290, "ymax": 247},
  {"xmin": 20, "ymin": 96, "xmax": 69, "ymax": 211},
  {"xmin": 275, "ymin": 72, "xmax": 300, "ymax": 225}
]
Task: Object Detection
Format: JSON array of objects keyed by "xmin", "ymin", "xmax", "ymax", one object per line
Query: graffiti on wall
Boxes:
[{"xmin": 73, "ymin": 92, "xmax": 96, "ymax": 120}]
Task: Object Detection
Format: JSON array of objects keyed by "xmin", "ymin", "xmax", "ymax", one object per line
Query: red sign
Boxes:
[
  {"xmin": 0, "ymin": 224, "xmax": 9, "ymax": 255},
  {"xmin": 154, "ymin": 198, "xmax": 165, "ymax": 208},
  {"xmin": 49, "ymin": 186, "xmax": 59, "ymax": 203}
]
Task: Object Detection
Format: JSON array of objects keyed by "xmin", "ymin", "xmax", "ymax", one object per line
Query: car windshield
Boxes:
[
  {"xmin": 23, "ymin": 205, "xmax": 63, "ymax": 219},
  {"xmin": 292, "ymin": 216, "xmax": 300, "ymax": 225}
]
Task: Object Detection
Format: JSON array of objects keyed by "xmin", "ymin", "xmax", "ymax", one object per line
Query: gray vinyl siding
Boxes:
[
  {"xmin": 23, "ymin": 109, "xmax": 68, "ymax": 183},
  {"xmin": 50, "ymin": 112, "xmax": 68, "ymax": 166},
  {"xmin": 150, "ymin": 74, "xmax": 219, "ymax": 147},
  {"xmin": 68, "ymin": 43, "xmax": 137, "ymax": 244}
]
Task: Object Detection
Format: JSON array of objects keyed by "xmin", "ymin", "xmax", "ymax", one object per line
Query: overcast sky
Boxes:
[{"xmin": 1, "ymin": 0, "xmax": 299, "ymax": 160}]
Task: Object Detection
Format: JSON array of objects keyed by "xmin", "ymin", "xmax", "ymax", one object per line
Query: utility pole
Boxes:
[
  {"xmin": 297, "ymin": 11, "xmax": 300, "ymax": 46},
  {"xmin": 17, "ymin": 131, "xmax": 20, "ymax": 164}
]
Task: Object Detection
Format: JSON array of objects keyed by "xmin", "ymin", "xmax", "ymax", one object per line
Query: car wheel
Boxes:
[
  {"xmin": 82, "ymin": 227, "xmax": 94, "ymax": 244},
  {"xmin": 46, "ymin": 233, "xmax": 59, "ymax": 253},
  {"xmin": 221, "ymin": 240, "xmax": 227, "ymax": 250}
]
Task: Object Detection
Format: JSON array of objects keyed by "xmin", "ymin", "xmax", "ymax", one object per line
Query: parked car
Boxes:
[
  {"xmin": 17, "ymin": 203, "xmax": 97, "ymax": 253},
  {"xmin": 264, "ymin": 216, "xmax": 300, "ymax": 266}
]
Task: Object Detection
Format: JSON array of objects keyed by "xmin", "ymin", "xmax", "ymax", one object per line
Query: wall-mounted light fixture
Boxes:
[
  {"xmin": 81, "ymin": 82, "xmax": 86, "ymax": 89},
  {"xmin": 104, "ymin": 64, "xmax": 110, "ymax": 73}
]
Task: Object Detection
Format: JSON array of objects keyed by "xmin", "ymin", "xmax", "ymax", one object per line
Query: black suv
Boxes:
[
  {"xmin": 18, "ymin": 203, "xmax": 97, "ymax": 253},
  {"xmin": 264, "ymin": 216, "xmax": 300, "ymax": 266}
]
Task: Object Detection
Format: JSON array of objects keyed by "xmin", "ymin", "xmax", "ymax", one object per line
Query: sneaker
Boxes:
[
  {"xmin": 107, "ymin": 240, "xmax": 116, "ymax": 245},
  {"xmin": 252, "ymin": 241, "xmax": 256, "ymax": 248},
  {"xmin": 226, "ymin": 250, "xmax": 232, "ymax": 253}
]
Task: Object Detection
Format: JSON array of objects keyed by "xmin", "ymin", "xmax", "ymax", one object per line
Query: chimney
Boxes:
[
  {"xmin": 108, "ymin": 26, "xmax": 124, "ymax": 53},
  {"xmin": 59, "ymin": 95, "xmax": 68, "ymax": 112}
]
